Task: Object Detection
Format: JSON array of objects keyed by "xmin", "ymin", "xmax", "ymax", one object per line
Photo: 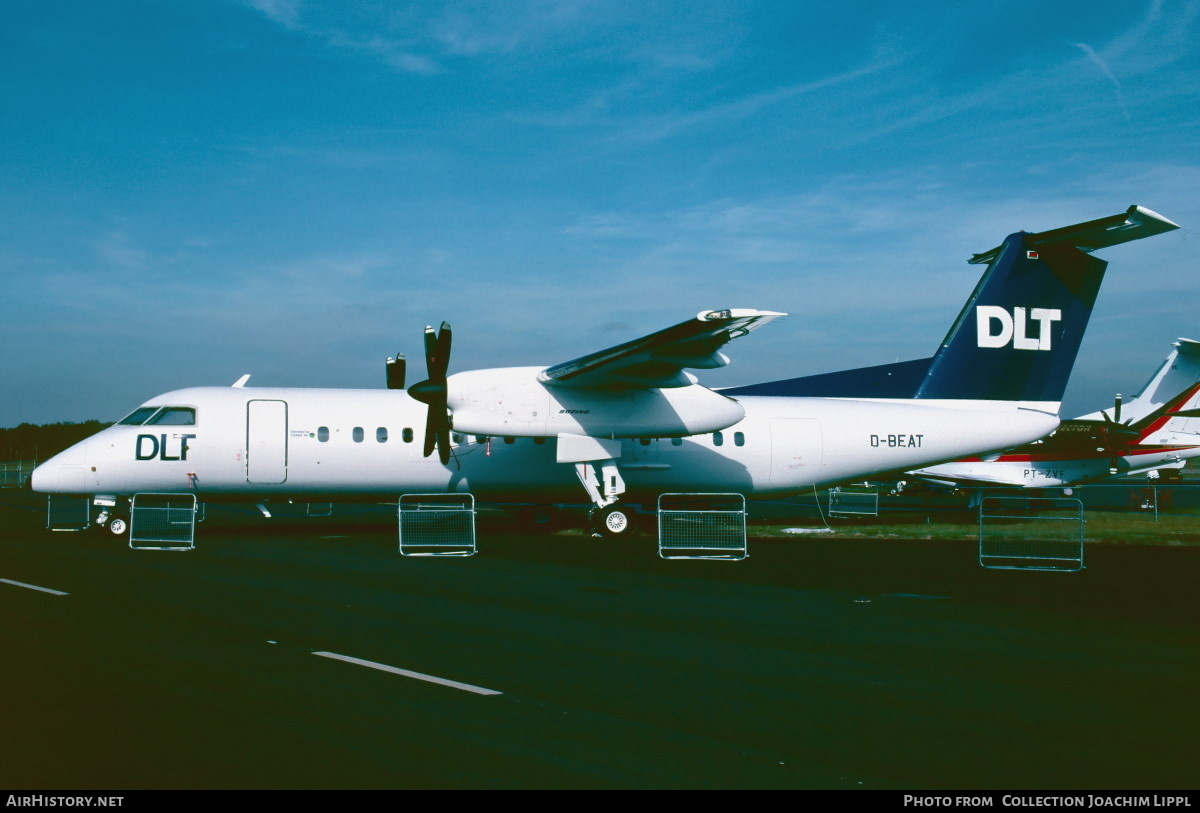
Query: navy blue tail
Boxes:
[
  {"xmin": 913, "ymin": 235, "xmax": 1105, "ymax": 402},
  {"xmin": 724, "ymin": 205, "xmax": 1178, "ymax": 404}
]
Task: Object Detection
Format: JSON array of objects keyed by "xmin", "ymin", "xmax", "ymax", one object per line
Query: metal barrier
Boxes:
[
  {"xmin": 657, "ymin": 493, "xmax": 747, "ymax": 560},
  {"xmin": 46, "ymin": 495, "xmax": 91, "ymax": 531},
  {"xmin": 979, "ymin": 496, "xmax": 1084, "ymax": 571},
  {"xmin": 398, "ymin": 494, "xmax": 477, "ymax": 556},
  {"xmin": 130, "ymin": 493, "xmax": 197, "ymax": 551},
  {"xmin": 307, "ymin": 502, "xmax": 333, "ymax": 517},
  {"xmin": 828, "ymin": 488, "xmax": 879, "ymax": 517},
  {"xmin": 1, "ymin": 461, "xmax": 37, "ymax": 489}
]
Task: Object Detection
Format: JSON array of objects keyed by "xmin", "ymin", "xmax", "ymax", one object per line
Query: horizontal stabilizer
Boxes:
[{"xmin": 969, "ymin": 205, "xmax": 1180, "ymax": 265}]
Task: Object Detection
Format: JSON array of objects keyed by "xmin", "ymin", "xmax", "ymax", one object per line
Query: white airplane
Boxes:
[
  {"xmin": 31, "ymin": 205, "xmax": 1180, "ymax": 537},
  {"xmin": 908, "ymin": 338, "xmax": 1200, "ymax": 489}
]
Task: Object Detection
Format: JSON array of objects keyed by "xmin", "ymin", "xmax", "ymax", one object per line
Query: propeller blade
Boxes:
[
  {"xmin": 423, "ymin": 325, "xmax": 438, "ymax": 369},
  {"xmin": 433, "ymin": 321, "xmax": 452, "ymax": 379},
  {"xmin": 437, "ymin": 423, "xmax": 451, "ymax": 465},
  {"xmin": 1113, "ymin": 394, "xmax": 1122, "ymax": 425},
  {"xmin": 423, "ymin": 408, "xmax": 438, "ymax": 458},
  {"xmin": 385, "ymin": 354, "xmax": 406, "ymax": 390},
  {"xmin": 410, "ymin": 322, "xmax": 454, "ymax": 464}
]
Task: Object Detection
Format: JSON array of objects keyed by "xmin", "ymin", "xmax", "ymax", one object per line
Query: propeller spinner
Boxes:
[{"xmin": 407, "ymin": 322, "xmax": 454, "ymax": 465}]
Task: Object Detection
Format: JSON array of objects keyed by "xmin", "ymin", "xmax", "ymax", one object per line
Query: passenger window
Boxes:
[
  {"xmin": 734, "ymin": 432, "xmax": 745, "ymax": 447},
  {"xmin": 533, "ymin": 437, "xmax": 545, "ymax": 445},
  {"xmin": 402, "ymin": 428, "xmax": 414, "ymax": 443},
  {"xmin": 452, "ymin": 432, "xmax": 465, "ymax": 444},
  {"xmin": 317, "ymin": 427, "xmax": 329, "ymax": 442},
  {"xmin": 377, "ymin": 427, "xmax": 388, "ymax": 443},
  {"xmin": 671, "ymin": 437, "xmax": 683, "ymax": 446},
  {"xmin": 118, "ymin": 406, "xmax": 160, "ymax": 426},
  {"xmin": 352, "ymin": 427, "xmax": 364, "ymax": 443},
  {"xmin": 504, "ymin": 437, "xmax": 515, "ymax": 444},
  {"xmin": 147, "ymin": 407, "xmax": 196, "ymax": 426},
  {"xmin": 713, "ymin": 431, "xmax": 724, "ymax": 447}
]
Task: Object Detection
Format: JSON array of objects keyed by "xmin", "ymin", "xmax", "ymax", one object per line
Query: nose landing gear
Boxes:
[{"xmin": 94, "ymin": 507, "xmax": 129, "ymax": 537}]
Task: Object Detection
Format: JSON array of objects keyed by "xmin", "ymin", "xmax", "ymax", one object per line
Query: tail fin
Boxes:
[
  {"xmin": 1130, "ymin": 381, "xmax": 1200, "ymax": 441},
  {"xmin": 1075, "ymin": 338, "xmax": 1200, "ymax": 425},
  {"xmin": 915, "ymin": 205, "xmax": 1179, "ymax": 406},
  {"xmin": 725, "ymin": 205, "xmax": 1179, "ymax": 406},
  {"xmin": 913, "ymin": 232, "xmax": 1105, "ymax": 405}
]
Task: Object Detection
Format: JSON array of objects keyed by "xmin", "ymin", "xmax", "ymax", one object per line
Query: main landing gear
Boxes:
[
  {"xmin": 590, "ymin": 502, "xmax": 634, "ymax": 537},
  {"xmin": 574, "ymin": 457, "xmax": 639, "ymax": 538}
]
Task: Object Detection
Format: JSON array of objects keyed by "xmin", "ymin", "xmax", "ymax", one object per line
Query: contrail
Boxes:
[{"xmin": 1073, "ymin": 42, "xmax": 1130, "ymax": 121}]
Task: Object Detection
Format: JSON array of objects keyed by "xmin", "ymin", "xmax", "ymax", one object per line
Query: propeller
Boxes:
[
  {"xmin": 1104, "ymin": 393, "xmax": 1122, "ymax": 424},
  {"xmin": 1098, "ymin": 394, "xmax": 1140, "ymax": 440},
  {"xmin": 407, "ymin": 322, "xmax": 453, "ymax": 465},
  {"xmin": 1098, "ymin": 394, "xmax": 1138, "ymax": 473}
]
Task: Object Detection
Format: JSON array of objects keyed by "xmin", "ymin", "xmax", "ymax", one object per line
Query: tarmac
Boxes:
[{"xmin": 1, "ymin": 491, "xmax": 1198, "ymax": 790}]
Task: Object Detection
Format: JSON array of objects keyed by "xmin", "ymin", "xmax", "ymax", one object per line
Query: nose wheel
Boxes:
[{"xmin": 94, "ymin": 509, "xmax": 129, "ymax": 537}]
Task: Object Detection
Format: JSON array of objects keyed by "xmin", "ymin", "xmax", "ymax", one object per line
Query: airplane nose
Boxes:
[
  {"xmin": 30, "ymin": 459, "xmax": 78, "ymax": 493},
  {"xmin": 30, "ymin": 460, "xmax": 56, "ymax": 492},
  {"xmin": 30, "ymin": 442, "xmax": 89, "ymax": 493}
]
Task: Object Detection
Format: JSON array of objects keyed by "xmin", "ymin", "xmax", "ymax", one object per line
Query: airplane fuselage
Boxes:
[
  {"xmin": 32, "ymin": 386, "xmax": 1059, "ymax": 504},
  {"xmin": 912, "ymin": 443, "xmax": 1198, "ymax": 488}
]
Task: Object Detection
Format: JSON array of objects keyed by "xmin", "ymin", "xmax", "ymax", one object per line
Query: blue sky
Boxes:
[{"xmin": 2, "ymin": 0, "xmax": 1198, "ymax": 426}]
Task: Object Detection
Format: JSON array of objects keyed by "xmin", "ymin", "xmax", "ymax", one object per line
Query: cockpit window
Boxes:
[
  {"xmin": 118, "ymin": 407, "xmax": 160, "ymax": 426},
  {"xmin": 117, "ymin": 406, "xmax": 196, "ymax": 426},
  {"xmin": 147, "ymin": 407, "xmax": 196, "ymax": 426}
]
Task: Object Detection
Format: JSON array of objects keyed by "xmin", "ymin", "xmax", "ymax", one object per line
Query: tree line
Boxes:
[{"xmin": 0, "ymin": 421, "xmax": 109, "ymax": 463}]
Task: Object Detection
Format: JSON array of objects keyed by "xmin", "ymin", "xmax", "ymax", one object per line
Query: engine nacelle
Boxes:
[{"xmin": 444, "ymin": 366, "xmax": 744, "ymax": 438}]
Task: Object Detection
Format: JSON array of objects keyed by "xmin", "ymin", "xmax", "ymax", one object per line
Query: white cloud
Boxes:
[
  {"xmin": 92, "ymin": 231, "xmax": 147, "ymax": 271},
  {"xmin": 249, "ymin": 0, "xmax": 302, "ymax": 29}
]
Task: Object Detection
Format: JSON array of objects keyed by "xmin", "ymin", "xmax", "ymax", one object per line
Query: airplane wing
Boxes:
[
  {"xmin": 538, "ymin": 309, "xmax": 785, "ymax": 389},
  {"xmin": 907, "ymin": 471, "xmax": 1020, "ymax": 489}
]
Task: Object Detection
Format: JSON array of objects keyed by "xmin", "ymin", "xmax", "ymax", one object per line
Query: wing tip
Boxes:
[{"xmin": 696, "ymin": 308, "xmax": 788, "ymax": 321}]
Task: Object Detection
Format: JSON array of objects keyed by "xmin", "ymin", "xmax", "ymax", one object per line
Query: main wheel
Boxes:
[{"xmin": 592, "ymin": 504, "xmax": 634, "ymax": 537}]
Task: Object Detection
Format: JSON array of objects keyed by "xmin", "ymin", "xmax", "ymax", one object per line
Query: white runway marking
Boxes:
[
  {"xmin": 1, "ymin": 578, "xmax": 69, "ymax": 596},
  {"xmin": 312, "ymin": 651, "xmax": 502, "ymax": 696}
]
